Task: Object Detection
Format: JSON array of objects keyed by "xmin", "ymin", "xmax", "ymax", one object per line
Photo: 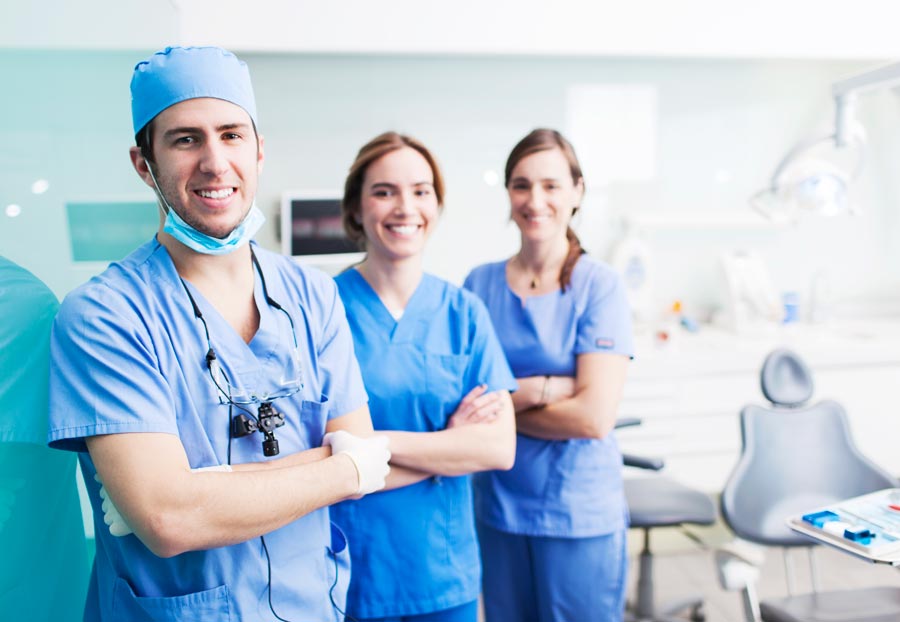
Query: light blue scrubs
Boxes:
[
  {"xmin": 331, "ymin": 270, "xmax": 516, "ymax": 621},
  {"xmin": 48, "ymin": 240, "xmax": 367, "ymax": 622},
  {"xmin": 0, "ymin": 258, "xmax": 90, "ymax": 622},
  {"xmin": 464, "ymin": 256, "xmax": 633, "ymax": 622}
]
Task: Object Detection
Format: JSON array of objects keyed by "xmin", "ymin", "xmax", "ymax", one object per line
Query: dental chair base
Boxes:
[{"xmin": 624, "ymin": 476, "xmax": 715, "ymax": 622}]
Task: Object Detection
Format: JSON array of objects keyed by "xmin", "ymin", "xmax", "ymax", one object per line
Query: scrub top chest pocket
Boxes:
[
  {"xmin": 112, "ymin": 577, "xmax": 233, "ymax": 622},
  {"xmin": 423, "ymin": 352, "xmax": 470, "ymax": 430}
]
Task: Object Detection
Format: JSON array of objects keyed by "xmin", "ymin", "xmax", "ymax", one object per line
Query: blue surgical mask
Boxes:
[
  {"xmin": 146, "ymin": 160, "xmax": 265, "ymax": 255},
  {"xmin": 163, "ymin": 202, "xmax": 265, "ymax": 255}
]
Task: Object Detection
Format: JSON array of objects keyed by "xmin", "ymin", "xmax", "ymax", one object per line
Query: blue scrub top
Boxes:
[
  {"xmin": 1, "ymin": 258, "xmax": 59, "ymax": 444},
  {"xmin": 0, "ymin": 258, "xmax": 90, "ymax": 622},
  {"xmin": 48, "ymin": 240, "xmax": 367, "ymax": 622},
  {"xmin": 331, "ymin": 269, "xmax": 516, "ymax": 619},
  {"xmin": 464, "ymin": 256, "xmax": 633, "ymax": 538}
]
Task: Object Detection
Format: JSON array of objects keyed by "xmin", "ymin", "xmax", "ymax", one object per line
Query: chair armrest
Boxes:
[
  {"xmin": 622, "ymin": 453, "xmax": 665, "ymax": 471},
  {"xmin": 616, "ymin": 419, "xmax": 665, "ymax": 470}
]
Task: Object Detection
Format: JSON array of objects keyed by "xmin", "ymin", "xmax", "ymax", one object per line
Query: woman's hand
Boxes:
[{"xmin": 447, "ymin": 384, "xmax": 502, "ymax": 429}]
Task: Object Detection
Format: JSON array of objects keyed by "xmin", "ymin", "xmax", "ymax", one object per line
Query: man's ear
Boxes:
[
  {"xmin": 257, "ymin": 134, "xmax": 265, "ymax": 174},
  {"xmin": 129, "ymin": 147, "xmax": 156, "ymax": 189}
]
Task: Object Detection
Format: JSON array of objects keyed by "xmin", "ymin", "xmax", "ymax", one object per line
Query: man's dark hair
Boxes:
[{"xmin": 135, "ymin": 123, "xmax": 156, "ymax": 165}]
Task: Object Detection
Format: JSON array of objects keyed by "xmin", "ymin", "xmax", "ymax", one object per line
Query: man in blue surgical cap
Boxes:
[{"xmin": 47, "ymin": 46, "xmax": 390, "ymax": 621}]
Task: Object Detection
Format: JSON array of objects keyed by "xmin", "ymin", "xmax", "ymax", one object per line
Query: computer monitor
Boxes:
[
  {"xmin": 66, "ymin": 199, "xmax": 158, "ymax": 263},
  {"xmin": 279, "ymin": 191, "xmax": 363, "ymax": 269}
]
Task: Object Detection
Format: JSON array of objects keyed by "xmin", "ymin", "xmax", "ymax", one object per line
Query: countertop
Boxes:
[{"xmin": 629, "ymin": 318, "xmax": 900, "ymax": 381}]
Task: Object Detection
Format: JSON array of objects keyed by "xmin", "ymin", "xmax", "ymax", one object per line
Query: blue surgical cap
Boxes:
[{"xmin": 130, "ymin": 46, "xmax": 257, "ymax": 136}]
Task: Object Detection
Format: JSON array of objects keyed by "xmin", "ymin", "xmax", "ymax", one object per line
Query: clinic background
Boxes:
[
  {"xmin": 7, "ymin": 3, "xmax": 900, "ymax": 618},
  {"xmin": 4, "ymin": 52, "xmax": 900, "ymax": 310},
  {"xmin": 5, "ymin": 1, "xmax": 900, "ymax": 491},
  {"xmin": 4, "ymin": 0, "xmax": 900, "ymax": 319}
]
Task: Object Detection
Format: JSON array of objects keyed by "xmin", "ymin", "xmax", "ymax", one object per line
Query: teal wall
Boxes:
[{"xmin": 2, "ymin": 51, "xmax": 898, "ymax": 313}]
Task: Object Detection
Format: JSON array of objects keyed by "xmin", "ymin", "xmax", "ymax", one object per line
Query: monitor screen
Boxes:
[
  {"xmin": 280, "ymin": 191, "xmax": 362, "ymax": 267},
  {"xmin": 66, "ymin": 200, "xmax": 158, "ymax": 262}
]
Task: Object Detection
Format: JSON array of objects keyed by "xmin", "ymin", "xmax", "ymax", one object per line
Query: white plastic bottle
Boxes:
[{"xmin": 609, "ymin": 233, "xmax": 655, "ymax": 327}]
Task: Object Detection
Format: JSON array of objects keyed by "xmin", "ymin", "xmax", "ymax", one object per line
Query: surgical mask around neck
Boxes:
[
  {"xmin": 146, "ymin": 160, "xmax": 265, "ymax": 255},
  {"xmin": 163, "ymin": 201, "xmax": 265, "ymax": 255}
]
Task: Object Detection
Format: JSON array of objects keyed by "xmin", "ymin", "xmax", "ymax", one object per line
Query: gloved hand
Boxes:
[
  {"xmin": 96, "ymin": 475, "xmax": 131, "ymax": 537},
  {"xmin": 322, "ymin": 430, "xmax": 391, "ymax": 496},
  {"xmin": 95, "ymin": 464, "xmax": 233, "ymax": 537}
]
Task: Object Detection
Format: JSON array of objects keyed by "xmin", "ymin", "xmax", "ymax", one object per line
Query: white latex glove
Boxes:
[
  {"xmin": 95, "ymin": 464, "xmax": 233, "ymax": 537},
  {"xmin": 323, "ymin": 430, "xmax": 391, "ymax": 495},
  {"xmin": 96, "ymin": 475, "xmax": 131, "ymax": 537}
]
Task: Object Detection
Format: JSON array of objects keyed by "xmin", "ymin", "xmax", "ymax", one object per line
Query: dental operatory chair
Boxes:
[
  {"xmin": 717, "ymin": 348, "xmax": 900, "ymax": 622},
  {"xmin": 617, "ymin": 418, "xmax": 717, "ymax": 622}
]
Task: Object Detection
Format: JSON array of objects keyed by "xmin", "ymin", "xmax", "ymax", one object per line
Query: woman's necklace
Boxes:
[{"xmin": 516, "ymin": 255, "xmax": 550, "ymax": 291}]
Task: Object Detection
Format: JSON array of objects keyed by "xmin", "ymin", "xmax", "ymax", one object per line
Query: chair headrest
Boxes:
[{"xmin": 760, "ymin": 349, "xmax": 814, "ymax": 407}]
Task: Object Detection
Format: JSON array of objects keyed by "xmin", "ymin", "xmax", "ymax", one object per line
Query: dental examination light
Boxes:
[{"xmin": 751, "ymin": 61, "xmax": 900, "ymax": 223}]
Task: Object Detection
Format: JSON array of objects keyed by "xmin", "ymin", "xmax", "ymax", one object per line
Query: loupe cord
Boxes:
[
  {"xmin": 258, "ymin": 521, "xmax": 355, "ymax": 622},
  {"xmin": 178, "ymin": 247, "xmax": 341, "ymax": 621}
]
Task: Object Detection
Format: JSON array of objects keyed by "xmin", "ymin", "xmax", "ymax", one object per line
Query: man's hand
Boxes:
[
  {"xmin": 322, "ymin": 431, "xmax": 391, "ymax": 495},
  {"xmin": 97, "ymin": 476, "xmax": 132, "ymax": 537}
]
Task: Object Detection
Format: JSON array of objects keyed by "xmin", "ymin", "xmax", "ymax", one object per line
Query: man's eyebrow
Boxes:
[
  {"xmin": 217, "ymin": 122, "xmax": 251, "ymax": 132},
  {"xmin": 162, "ymin": 122, "xmax": 251, "ymax": 138}
]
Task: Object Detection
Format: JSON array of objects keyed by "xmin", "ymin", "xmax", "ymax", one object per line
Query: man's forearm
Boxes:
[
  {"xmin": 230, "ymin": 446, "xmax": 331, "ymax": 472},
  {"xmin": 88, "ymin": 433, "xmax": 360, "ymax": 558}
]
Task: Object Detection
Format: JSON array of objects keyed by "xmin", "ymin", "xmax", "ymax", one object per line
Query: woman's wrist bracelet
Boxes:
[{"xmin": 539, "ymin": 375, "xmax": 551, "ymax": 407}]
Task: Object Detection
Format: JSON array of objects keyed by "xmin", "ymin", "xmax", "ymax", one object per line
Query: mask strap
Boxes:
[{"xmin": 144, "ymin": 159, "xmax": 177, "ymax": 220}]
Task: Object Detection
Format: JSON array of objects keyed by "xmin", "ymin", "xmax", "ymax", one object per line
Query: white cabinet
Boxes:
[{"xmin": 618, "ymin": 322, "xmax": 900, "ymax": 492}]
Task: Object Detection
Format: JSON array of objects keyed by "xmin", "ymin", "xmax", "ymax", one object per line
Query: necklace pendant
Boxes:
[{"xmin": 530, "ymin": 278, "xmax": 538, "ymax": 289}]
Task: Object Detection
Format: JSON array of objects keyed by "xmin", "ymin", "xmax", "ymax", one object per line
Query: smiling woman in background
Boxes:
[
  {"xmin": 464, "ymin": 128, "xmax": 634, "ymax": 622},
  {"xmin": 330, "ymin": 131, "xmax": 517, "ymax": 622}
]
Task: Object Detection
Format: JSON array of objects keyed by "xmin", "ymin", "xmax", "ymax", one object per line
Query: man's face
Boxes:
[{"xmin": 130, "ymin": 97, "xmax": 264, "ymax": 239}]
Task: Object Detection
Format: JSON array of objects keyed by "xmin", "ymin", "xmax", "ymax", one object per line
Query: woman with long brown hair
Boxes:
[
  {"xmin": 330, "ymin": 131, "xmax": 517, "ymax": 622},
  {"xmin": 464, "ymin": 128, "xmax": 634, "ymax": 621}
]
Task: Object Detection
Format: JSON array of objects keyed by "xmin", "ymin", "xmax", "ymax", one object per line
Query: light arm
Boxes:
[
  {"xmin": 321, "ymin": 405, "xmax": 430, "ymax": 490},
  {"xmin": 229, "ymin": 446, "xmax": 331, "ymax": 471},
  {"xmin": 232, "ymin": 439, "xmax": 425, "ymax": 489},
  {"xmin": 383, "ymin": 466, "xmax": 432, "ymax": 490},
  {"xmin": 515, "ymin": 352, "xmax": 629, "ymax": 441},
  {"xmin": 225, "ymin": 404, "xmax": 376, "ymax": 473},
  {"xmin": 511, "ymin": 375, "xmax": 575, "ymax": 414},
  {"xmin": 381, "ymin": 390, "xmax": 515, "ymax": 477},
  {"xmin": 87, "ymin": 431, "xmax": 359, "ymax": 558}
]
